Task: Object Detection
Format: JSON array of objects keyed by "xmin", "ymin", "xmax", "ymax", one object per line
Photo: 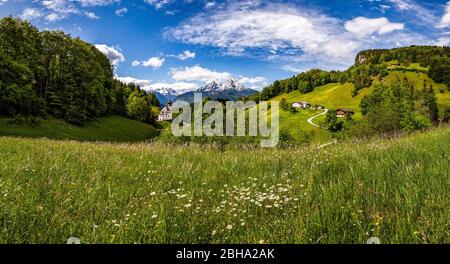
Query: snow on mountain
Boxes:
[
  {"xmin": 176, "ymin": 79, "xmax": 258, "ymax": 102},
  {"xmin": 197, "ymin": 79, "xmax": 246, "ymax": 93},
  {"xmin": 149, "ymin": 87, "xmax": 189, "ymax": 96},
  {"xmin": 152, "ymin": 79, "xmax": 258, "ymax": 105}
]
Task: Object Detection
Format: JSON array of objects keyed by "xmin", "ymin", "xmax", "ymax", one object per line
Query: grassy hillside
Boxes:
[
  {"xmin": 267, "ymin": 106, "xmax": 331, "ymax": 143},
  {"xmin": 375, "ymin": 71, "xmax": 449, "ymax": 108},
  {"xmin": 267, "ymin": 70, "xmax": 449, "ymax": 142},
  {"xmin": 271, "ymin": 83, "xmax": 372, "ymax": 117},
  {"xmin": 267, "ymin": 83, "xmax": 371, "ymax": 142},
  {"xmin": 0, "ymin": 127, "xmax": 448, "ymax": 243},
  {"xmin": 0, "ymin": 116, "xmax": 159, "ymax": 142}
]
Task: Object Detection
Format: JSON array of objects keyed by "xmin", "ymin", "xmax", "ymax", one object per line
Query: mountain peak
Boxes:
[
  {"xmin": 176, "ymin": 79, "xmax": 257, "ymax": 102},
  {"xmin": 198, "ymin": 79, "xmax": 245, "ymax": 93}
]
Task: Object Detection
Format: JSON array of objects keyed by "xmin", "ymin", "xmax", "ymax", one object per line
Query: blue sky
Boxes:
[{"xmin": 1, "ymin": 0, "xmax": 450, "ymax": 92}]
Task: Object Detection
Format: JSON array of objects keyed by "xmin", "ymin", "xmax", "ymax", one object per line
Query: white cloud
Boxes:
[
  {"xmin": 45, "ymin": 13, "xmax": 64, "ymax": 21},
  {"xmin": 345, "ymin": 17, "xmax": 404, "ymax": 37},
  {"xmin": 0, "ymin": 0, "xmax": 8, "ymax": 6},
  {"xmin": 115, "ymin": 76, "xmax": 198, "ymax": 92},
  {"xmin": 281, "ymin": 65, "xmax": 305, "ymax": 73},
  {"xmin": 142, "ymin": 57, "xmax": 165, "ymax": 69},
  {"xmin": 35, "ymin": 0, "xmax": 118, "ymax": 22},
  {"xmin": 85, "ymin": 11, "xmax": 99, "ymax": 19},
  {"xmin": 238, "ymin": 76, "xmax": 267, "ymax": 90},
  {"xmin": 144, "ymin": 0, "xmax": 173, "ymax": 9},
  {"xmin": 238, "ymin": 76, "xmax": 266, "ymax": 84},
  {"xmin": 170, "ymin": 65, "xmax": 232, "ymax": 82},
  {"xmin": 435, "ymin": 37, "xmax": 450, "ymax": 46},
  {"xmin": 437, "ymin": 1, "xmax": 450, "ymax": 28},
  {"xmin": 94, "ymin": 44, "xmax": 125, "ymax": 66},
  {"xmin": 387, "ymin": 0, "xmax": 413, "ymax": 11},
  {"xmin": 78, "ymin": 0, "xmax": 120, "ymax": 7},
  {"xmin": 205, "ymin": 2, "xmax": 215, "ymax": 9},
  {"xmin": 116, "ymin": 76, "xmax": 151, "ymax": 88},
  {"xmin": 131, "ymin": 57, "xmax": 165, "ymax": 69},
  {"xmin": 166, "ymin": 3, "xmax": 361, "ymax": 66},
  {"xmin": 42, "ymin": 0, "xmax": 79, "ymax": 20},
  {"xmin": 166, "ymin": 2, "xmax": 432, "ymax": 69},
  {"xmin": 387, "ymin": 0, "xmax": 439, "ymax": 26},
  {"xmin": 20, "ymin": 8, "xmax": 44, "ymax": 20},
  {"xmin": 379, "ymin": 4, "xmax": 391, "ymax": 11},
  {"xmin": 115, "ymin": 7, "xmax": 128, "ymax": 16},
  {"xmin": 169, "ymin": 50, "xmax": 196, "ymax": 60}
]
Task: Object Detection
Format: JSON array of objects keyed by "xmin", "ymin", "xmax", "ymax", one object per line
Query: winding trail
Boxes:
[{"xmin": 307, "ymin": 108, "xmax": 328, "ymax": 128}]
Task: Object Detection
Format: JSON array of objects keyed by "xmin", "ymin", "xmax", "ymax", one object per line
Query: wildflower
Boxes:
[
  {"xmin": 184, "ymin": 203, "xmax": 192, "ymax": 208},
  {"xmin": 211, "ymin": 230, "xmax": 217, "ymax": 236},
  {"xmin": 151, "ymin": 214, "xmax": 157, "ymax": 219},
  {"xmin": 226, "ymin": 224, "xmax": 233, "ymax": 230},
  {"xmin": 150, "ymin": 192, "xmax": 156, "ymax": 196}
]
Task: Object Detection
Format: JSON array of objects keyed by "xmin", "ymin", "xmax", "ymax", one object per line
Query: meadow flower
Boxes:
[
  {"xmin": 226, "ymin": 224, "xmax": 233, "ymax": 230},
  {"xmin": 151, "ymin": 214, "xmax": 157, "ymax": 219}
]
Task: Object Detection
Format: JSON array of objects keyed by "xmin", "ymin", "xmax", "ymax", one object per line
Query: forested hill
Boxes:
[
  {"xmin": 252, "ymin": 45, "xmax": 450, "ymax": 102},
  {"xmin": 355, "ymin": 46, "xmax": 450, "ymax": 66},
  {"xmin": 250, "ymin": 45, "xmax": 449, "ymax": 139},
  {"xmin": 0, "ymin": 17, "xmax": 159, "ymax": 126}
]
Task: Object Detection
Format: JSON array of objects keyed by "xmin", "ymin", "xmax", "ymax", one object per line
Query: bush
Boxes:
[{"xmin": 5, "ymin": 115, "xmax": 41, "ymax": 127}]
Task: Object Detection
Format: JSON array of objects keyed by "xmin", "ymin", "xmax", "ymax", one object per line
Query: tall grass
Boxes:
[{"xmin": 0, "ymin": 127, "xmax": 448, "ymax": 243}]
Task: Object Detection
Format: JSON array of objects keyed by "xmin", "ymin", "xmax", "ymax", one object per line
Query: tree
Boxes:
[
  {"xmin": 324, "ymin": 110, "xmax": 343, "ymax": 132},
  {"xmin": 280, "ymin": 98, "xmax": 289, "ymax": 111},
  {"xmin": 0, "ymin": 52, "xmax": 44, "ymax": 116},
  {"xmin": 428, "ymin": 56, "xmax": 450, "ymax": 88},
  {"xmin": 127, "ymin": 91, "xmax": 152, "ymax": 123},
  {"xmin": 423, "ymin": 86, "xmax": 439, "ymax": 123},
  {"xmin": 0, "ymin": 17, "xmax": 161, "ymax": 125},
  {"xmin": 441, "ymin": 106, "xmax": 450, "ymax": 123}
]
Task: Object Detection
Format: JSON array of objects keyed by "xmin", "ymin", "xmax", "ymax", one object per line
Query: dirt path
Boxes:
[{"xmin": 307, "ymin": 108, "xmax": 328, "ymax": 128}]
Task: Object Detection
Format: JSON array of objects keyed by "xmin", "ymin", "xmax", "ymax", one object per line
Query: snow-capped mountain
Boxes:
[
  {"xmin": 177, "ymin": 79, "xmax": 258, "ymax": 102},
  {"xmin": 198, "ymin": 79, "xmax": 246, "ymax": 93},
  {"xmin": 149, "ymin": 87, "xmax": 192, "ymax": 105}
]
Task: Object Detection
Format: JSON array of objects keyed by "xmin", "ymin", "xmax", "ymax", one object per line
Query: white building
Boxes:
[
  {"xmin": 157, "ymin": 102, "xmax": 173, "ymax": 122},
  {"xmin": 292, "ymin": 101, "xmax": 310, "ymax": 109}
]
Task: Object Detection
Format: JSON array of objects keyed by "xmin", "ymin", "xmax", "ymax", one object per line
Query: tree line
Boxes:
[
  {"xmin": 355, "ymin": 45, "xmax": 450, "ymax": 66},
  {"xmin": 0, "ymin": 17, "xmax": 159, "ymax": 125}
]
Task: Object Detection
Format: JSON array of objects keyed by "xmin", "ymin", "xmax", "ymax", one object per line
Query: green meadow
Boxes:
[
  {"xmin": 0, "ymin": 116, "xmax": 159, "ymax": 142},
  {"xmin": 0, "ymin": 126, "xmax": 448, "ymax": 244}
]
